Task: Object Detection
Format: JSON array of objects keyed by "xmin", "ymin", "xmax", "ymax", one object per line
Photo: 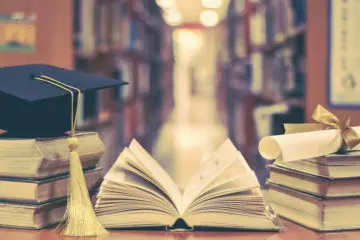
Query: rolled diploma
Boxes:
[{"xmin": 258, "ymin": 126, "xmax": 360, "ymax": 162}]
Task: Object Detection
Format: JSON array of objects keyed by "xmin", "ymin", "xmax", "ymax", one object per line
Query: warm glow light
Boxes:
[
  {"xmin": 173, "ymin": 30, "xmax": 203, "ymax": 49},
  {"xmin": 163, "ymin": 9, "xmax": 183, "ymax": 26},
  {"xmin": 200, "ymin": 10, "xmax": 219, "ymax": 27},
  {"xmin": 201, "ymin": 0, "xmax": 223, "ymax": 9},
  {"xmin": 156, "ymin": 0, "xmax": 176, "ymax": 9}
]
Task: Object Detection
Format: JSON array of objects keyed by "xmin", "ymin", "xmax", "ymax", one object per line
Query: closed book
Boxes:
[
  {"xmin": 250, "ymin": 52, "xmax": 264, "ymax": 93},
  {"xmin": 121, "ymin": 16, "xmax": 130, "ymax": 49},
  {"xmin": 129, "ymin": 21, "xmax": 138, "ymax": 50},
  {"xmin": 0, "ymin": 190, "xmax": 98, "ymax": 230},
  {"xmin": 118, "ymin": 60, "xmax": 132, "ymax": 102},
  {"xmin": 250, "ymin": 10, "xmax": 266, "ymax": 46},
  {"xmin": 268, "ymin": 165, "xmax": 360, "ymax": 198},
  {"xmin": 73, "ymin": 0, "xmax": 81, "ymax": 50},
  {"xmin": 0, "ymin": 132, "xmax": 104, "ymax": 179},
  {"xmin": 113, "ymin": 58, "xmax": 124, "ymax": 101},
  {"xmin": 96, "ymin": 0, "xmax": 111, "ymax": 49},
  {"xmin": 274, "ymin": 151, "xmax": 360, "ymax": 179},
  {"xmin": 265, "ymin": 1, "xmax": 274, "ymax": 43},
  {"xmin": 110, "ymin": 0, "xmax": 123, "ymax": 47},
  {"xmin": 0, "ymin": 167, "xmax": 102, "ymax": 204},
  {"xmin": 80, "ymin": 0, "xmax": 96, "ymax": 57},
  {"xmin": 268, "ymin": 182, "xmax": 360, "ymax": 231},
  {"xmin": 234, "ymin": 23, "xmax": 246, "ymax": 57},
  {"xmin": 290, "ymin": 0, "xmax": 306, "ymax": 26},
  {"xmin": 138, "ymin": 63, "xmax": 150, "ymax": 95},
  {"xmin": 234, "ymin": 0, "xmax": 245, "ymax": 15}
]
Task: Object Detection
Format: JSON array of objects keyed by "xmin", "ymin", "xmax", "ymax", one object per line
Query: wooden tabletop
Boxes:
[{"xmin": 0, "ymin": 220, "xmax": 359, "ymax": 240}]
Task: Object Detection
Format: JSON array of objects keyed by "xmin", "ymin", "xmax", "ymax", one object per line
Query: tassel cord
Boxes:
[{"xmin": 33, "ymin": 76, "xmax": 107, "ymax": 236}]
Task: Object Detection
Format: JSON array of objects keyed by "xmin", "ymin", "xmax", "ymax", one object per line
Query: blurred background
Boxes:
[{"xmin": 0, "ymin": 0, "xmax": 359, "ymax": 189}]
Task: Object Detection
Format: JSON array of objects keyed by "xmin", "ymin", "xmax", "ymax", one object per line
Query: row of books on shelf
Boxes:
[
  {"xmin": 227, "ymin": 0, "xmax": 306, "ymax": 58},
  {"xmin": 223, "ymin": 51, "xmax": 305, "ymax": 101},
  {"xmin": 74, "ymin": 60, "xmax": 162, "ymax": 127},
  {"xmin": 249, "ymin": 0, "xmax": 306, "ymax": 48},
  {"xmin": 222, "ymin": 1, "xmax": 307, "ymax": 99},
  {"xmin": 73, "ymin": 0, "xmax": 163, "ymax": 58},
  {"xmin": 249, "ymin": 46, "xmax": 305, "ymax": 98}
]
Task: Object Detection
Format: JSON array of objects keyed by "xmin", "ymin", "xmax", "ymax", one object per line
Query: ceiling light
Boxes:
[
  {"xmin": 200, "ymin": 10, "xmax": 219, "ymax": 27},
  {"xmin": 156, "ymin": 0, "xmax": 176, "ymax": 9},
  {"xmin": 163, "ymin": 10, "xmax": 183, "ymax": 26},
  {"xmin": 201, "ymin": 0, "xmax": 223, "ymax": 9}
]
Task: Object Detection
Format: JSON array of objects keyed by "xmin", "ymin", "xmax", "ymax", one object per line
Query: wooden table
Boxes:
[{"xmin": 0, "ymin": 220, "xmax": 359, "ymax": 240}]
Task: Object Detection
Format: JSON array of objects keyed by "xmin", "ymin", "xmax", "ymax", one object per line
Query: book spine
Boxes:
[
  {"xmin": 110, "ymin": 1, "xmax": 122, "ymax": 48},
  {"xmin": 130, "ymin": 21, "xmax": 138, "ymax": 50},
  {"xmin": 113, "ymin": 58, "xmax": 124, "ymax": 101},
  {"xmin": 73, "ymin": 0, "xmax": 82, "ymax": 51},
  {"xmin": 265, "ymin": 2, "xmax": 274, "ymax": 43},
  {"xmin": 80, "ymin": 0, "xmax": 96, "ymax": 57},
  {"xmin": 291, "ymin": 0, "xmax": 306, "ymax": 26},
  {"xmin": 76, "ymin": 93, "xmax": 85, "ymax": 127},
  {"xmin": 0, "ymin": 181, "xmax": 37, "ymax": 202}
]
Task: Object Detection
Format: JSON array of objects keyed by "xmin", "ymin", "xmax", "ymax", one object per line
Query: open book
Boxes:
[{"xmin": 95, "ymin": 139, "xmax": 283, "ymax": 231}]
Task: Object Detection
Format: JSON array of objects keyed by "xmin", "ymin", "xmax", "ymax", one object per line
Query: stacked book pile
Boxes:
[
  {"xmin": 259, "ymin": 105, "xmax": 360, "ymax": 231},
  {"xmin": 267, "ymin": 151, "xmax": 360, "ymax": 231},
  {"xmin": 0, "ymin": 132, "xmax": 104, "ymax": 229}
]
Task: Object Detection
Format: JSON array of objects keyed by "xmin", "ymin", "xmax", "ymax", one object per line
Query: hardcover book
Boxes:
[
  {"xmin": 0, "ymin": 167, "xmax": 102, "ymax": 203},
  {"xmin": 0, "ymin": 132, "xmax": 104, "ymax": 178},
  {"xmin": 268, "ymin": 165, "xmax": 360, "ymax": 198},
  {"xmin": 274, "ymin": 151, "xmax": 360, "ymax": 179},
  {"xmin": 268, "ymin": 182, "xmax": 360, "ymax": 231}
]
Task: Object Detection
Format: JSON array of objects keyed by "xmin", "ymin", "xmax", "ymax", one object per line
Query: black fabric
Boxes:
[{"xmin": 0, "ymin": 64, "xmax": 127, "ymax": 137}]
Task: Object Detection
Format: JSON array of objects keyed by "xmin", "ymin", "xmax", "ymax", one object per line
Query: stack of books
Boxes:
[
  {"xmin": 267, "ymin": 151, "xmax": 360, "ymax": 231},
  {"xmin": 0, "ymin": 132, "xmax": 104, "ymax": 229}
]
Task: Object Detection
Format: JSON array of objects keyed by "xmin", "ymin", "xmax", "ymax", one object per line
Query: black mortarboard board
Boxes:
[{"xmin": 0, "ymin": 64, "xmax": 127, "ymax": 138}]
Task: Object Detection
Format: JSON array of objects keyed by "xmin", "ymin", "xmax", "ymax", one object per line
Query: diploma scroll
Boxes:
[{"xmin": 259, "ymin": 126, "xmax": 360, "ymax": 162}]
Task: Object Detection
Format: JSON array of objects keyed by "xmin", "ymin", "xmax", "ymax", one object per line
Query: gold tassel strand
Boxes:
[
  {"xmin": 34, "ymin": 76, "xmax": 107, "ymax": 236},
  {"xmin": 57, "ymin": 137, "xmax": 107, "ymax": 236}
]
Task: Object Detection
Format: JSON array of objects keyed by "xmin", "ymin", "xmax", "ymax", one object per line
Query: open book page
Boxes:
[
  {"xmin": 95, "ymin": 139, "xmax": 282, "ymax": 230},
  {"xmin": 259, "ymin": 126, "xmax": 360, "ymax": 162},
  {"xmin": 181, "ymin": 139, "xmax": 258, "ymax": 215},
  {"xmin": 128, "ymin": 139, "xmax": 182, "ymax": 212},
  {"xmin": 95, "ymin": 148, "xmax": 178, "ymax": 227}
]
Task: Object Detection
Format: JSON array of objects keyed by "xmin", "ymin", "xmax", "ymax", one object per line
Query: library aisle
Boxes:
[
  {"xmin": 150, "ymin": 27, "xmax": 228, "ymax": 190},
  {"xmin": 152, "ymin": 95, "xmax": 228, "ymax": 190}
]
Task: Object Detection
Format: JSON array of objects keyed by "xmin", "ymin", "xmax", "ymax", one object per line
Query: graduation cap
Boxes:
[
  {"xmin": 0, "ymin": 64, "xmax": 127, "ymax": 236},
  {"xmin": 0, "ymin": 64, "xmax": 127, "ymax": 138}
]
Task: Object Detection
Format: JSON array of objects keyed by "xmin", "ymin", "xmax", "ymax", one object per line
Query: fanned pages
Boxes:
[
  {"xmin": 95, "ymin": 139, "xmax": 283, "ymax": 230},
  {"xmin": 259, "ymin": 127, "xmax": 360, "ymax": 162}
]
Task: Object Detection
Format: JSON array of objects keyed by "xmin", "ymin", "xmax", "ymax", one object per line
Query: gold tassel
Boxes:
[
  {"xmin": 33, "ymin": 75, "xmax": 107, "ymax": 236},
  {"xmin": 57, "ymin": 137, "xmax": 108, "ymax": 236}
]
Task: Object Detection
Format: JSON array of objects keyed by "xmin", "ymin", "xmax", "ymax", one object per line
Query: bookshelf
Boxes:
[
  {"xmin": 218, "ymin": 0, "xmax": 306, "ymax": 183},
  {"xmin": 73, "ymin": 0, "xmax": 174, "ymax": 147}
]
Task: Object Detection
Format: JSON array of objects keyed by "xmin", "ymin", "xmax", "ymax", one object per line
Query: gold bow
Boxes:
[{"xmin": 284, "ymin": 105, "xmax": 360, "ymax": 151}]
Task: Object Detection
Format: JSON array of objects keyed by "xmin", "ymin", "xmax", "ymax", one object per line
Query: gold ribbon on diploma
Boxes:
[{"xmin": 284, "ymin": 105, "xmax": 360, "ymax": 151}]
